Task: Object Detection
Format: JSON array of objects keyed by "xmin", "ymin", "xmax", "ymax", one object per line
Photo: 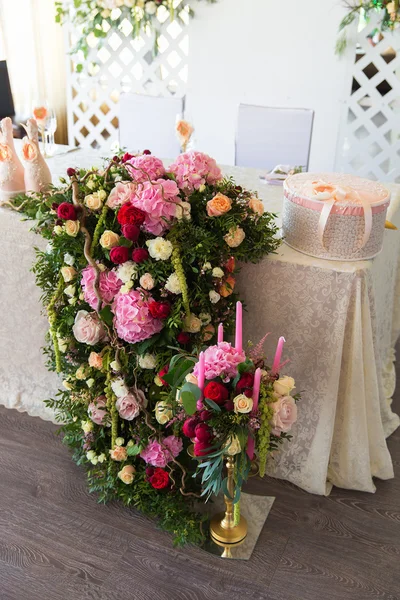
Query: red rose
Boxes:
[
  {"xmin": 143, "ymin": 149, "xmax": 151, "ymax": 155},
  {"xmin": 236, "ymin": 372, "xmax": 255, "ymax": 394},
  {"xmin": 66, "ymin": 168, "xmax": 76, "ymax": 177},
  {"xmin": 148, "ymin": 467, "xmax": 169, "ymax": 490},
  {"xmin": 195, "ymin": 423, "xmax": 213, "ymax": 443},
  {"xmin": 204, "ymin": 381, "xmax": 229, "ymax": 405},
  {"xmin": 224, "ymin": 400, "xmax": 234, "ymax": 411},
  {"xmin": 199, "ymin": 410, "xmax": 212, "ymax": 422},
  {"xmin": 158, "ymin": 365, "xmax": 169, "ymax": 386},
  {"xmin": 149, "ymin": 301, "xmax": 170, "ymax": 319},
  {"xmin": 177, "ymin": 332, "xmax": 190, "ymax": 345},
  {"xmin": 121, "ymin": 223, "xmax": 140, "ymax": 242},
  {"xmin": 121, "ymin": 152, "xmax": 134, "ymax": 163},
  {"xmin": 194, "ymin": 440, "xmax": 212, "ymax": 457},
  {"xmin": 182, "ymin": 417, "xmax": 198, "ymax": 438},
  {"xmin": 110, "ymin": 246, "xmax": 130, "ymax": 264},
  {"xmin": 117, "ymin": 203, "xmax": 146, "ymax": 226},
  {"xmin": 224, "ymin": 256, "xmax": 236, "ymax": 273},
  {"xmin": 132, "ymin": 248, "xmax": 149, "ymax": 263},
  {"xmin": 57, "ymin": 202, "xmax": 77, "ymax": 220}
]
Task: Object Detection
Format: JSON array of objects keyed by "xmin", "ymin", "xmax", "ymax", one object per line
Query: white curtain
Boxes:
[{"xmin": 0, "ymin": 0, "xmax": 68, "ymax": 143}]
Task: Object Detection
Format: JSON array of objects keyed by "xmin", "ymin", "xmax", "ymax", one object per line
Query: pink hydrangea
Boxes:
[
  {"xmin": 126, "ymin": 155, "xmax": 165, "ymax": 184},
  {"xmin": 88, "ymin": 396, "xmax": 109, "ymax": 426},
  {"xmin": 169, "ymin": 151, "xmax": 222, "ymax": 193},
  {"xmin": 112, "ymin": 289, "xmax": 163, "ymax": 343},
  {"xmin": 193, "ymin": 342, "xmax": 246, "ymax": 381},
  {"xmin": 140, "ymin": 435, "xmax": 183, "ymax": 467},
  {"xmin": 81, "ymin": 266, "xmax": 122, "ymax": 310},
  {"xmin": 130, "ymin": 178, "xmax": 181, "ymax": 235}
]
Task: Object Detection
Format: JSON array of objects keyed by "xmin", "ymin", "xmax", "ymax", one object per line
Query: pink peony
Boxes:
[
  {"xmin": 126, "ymin": 155, "xmax": 165, "ymax": 184},
  {"xmin": 271, "ymin": 396, "xmax": 298, "ymax": 436},
  {"xmin": 73, "ymin": 310, "xmax": 106, "ymax": 346},
  {"xmin": 193, "ymin": 342, "xmax": 245, "ymax": 381},
  {"xmin": 112, "ymin": 289, "xmax": 163, "ymax": 343},
  {"xmin": 131, "ymin": 179, "xmax": 181, "ymax": 235},
  {"xmin": 169, "ymin": 151, "xmax": 222, "ymax": 193},
  {"xmin": 106, "ymin": 182, "xmax": 136, "ymax": 209},
  {"xmin": 140, "ymin": 435, "xmax": 183, "ymax": 467},
  {"xmin": 116, "ymin": 393, "xmax": 140, "ymax": 420},
  {"xmin": 88, "ymin": 395, "xmax": 109, "ymax": 426},
  {"xmin": 81, "ymin": 266, "xmax": 122, "ymax": 310}
]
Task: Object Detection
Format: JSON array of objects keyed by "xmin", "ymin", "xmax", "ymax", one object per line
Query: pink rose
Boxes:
[
  {"xmin": 106, "ymin": 182, "xmax": 136, "ymax": 209},
  {"xmin": 72, "ymin": 310, "xmax": 106, "ymax": 346},
  {"xmin": 88, "ymin": 395, "xmax": 109, "ymax": 426},
  {"xmin": 271, "ymin": 396, "xmax": 298, "ymax": 436},
  {"xmin": 115, "ymin": 393, "xmax": 141, "ymax": 421},
  {"xmin": 140, "ymin": 435, "xmax": 183, "ymax": 467}
]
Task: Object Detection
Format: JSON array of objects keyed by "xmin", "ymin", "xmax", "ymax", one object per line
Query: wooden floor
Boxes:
[{"xmin": 0, "ymin": 393, "xmax": 399, "ymax": 600}]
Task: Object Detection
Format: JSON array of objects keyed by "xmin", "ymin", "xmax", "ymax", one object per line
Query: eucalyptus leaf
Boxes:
[
  {"xmin": 204, "ymin": 398, "xmax": 221, "ymax": 412},
  {"xmin": 181, "ymin": 391, "xmax": 197, "ymax": 415}
]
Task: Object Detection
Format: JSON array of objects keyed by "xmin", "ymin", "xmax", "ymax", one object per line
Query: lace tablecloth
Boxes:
[{"xmin": 1, "ymin": 147, "xmax": 399, "ymax": 495}]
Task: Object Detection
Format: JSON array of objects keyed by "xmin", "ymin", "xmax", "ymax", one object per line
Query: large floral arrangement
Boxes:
[
  {"xmin": 11, "ymin": 149, "xmax": 280, "ymax": 545},
  {"xmin": 337, "ymin": 1, "xmax": 400, "ymax": 54},
  {"xmin": 56, "ymin": 0, "xmax": 216, "ymax": 70}
]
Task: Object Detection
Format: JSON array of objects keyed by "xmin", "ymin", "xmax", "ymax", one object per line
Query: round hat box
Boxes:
[{"xmin": 282, "ymin": 173, "xmax": 391, "ymax": 261}]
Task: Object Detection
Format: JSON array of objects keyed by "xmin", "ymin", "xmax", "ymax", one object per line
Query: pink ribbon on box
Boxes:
[{"xmin": 313, "ymin": 180, "xmax": 373, "ymax": 251}]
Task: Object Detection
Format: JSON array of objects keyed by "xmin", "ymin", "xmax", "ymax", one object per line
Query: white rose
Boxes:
[
  {"xmin": 224, "ymin": 435, "xmax": 242, "ymax": 456},
  {"xmin": 98, "ymin": 190, "xmax": 107, "ymax": 201},
  {"xmin": 111, "ymin": 378, "xmax": 129, "ymax": 398},
  {"xmin": 176, "ymin": 201, "xmax": 191, "ymax": 221},
  {"xmin": 84, "ymin": 193, "xmax": 103, "ymax": 211},
  {"xmin": 233, "ymin": 393, "xmax": 253, "ymax": 414},
  {"xmin": 86, "ymin": 378, "xmax": 95, "ymax": 388},
  {"xmin": 86, "ymin": 450, "xmax": 96, "ymax": 461},
  {"xmin": 185, "ymin": 373, "xmax": 198, "ymax": 385},
  {"xmin": 183, "ymin": 314, "xmax": 202, "ymax": 333},
  {"xmin": 61, "ymin": 266, "xmax": 77, "ymax": 282},
  {"xmin": 64, "ymin": 284, "xmax": 76, "ymax": 298},
  {"xmin": 54, "ymin": 225, "xmax": 63, "ymax": 235},
  {"xmin": 100, "ymin": 230, "xmax": 120, "ymax": 249},
  {"xmin": 81, "ymin": 420, "xmax": 93, "ymax": 433},
  {"xmin": 120, "ymin": 282, "xmax": 133, "ymax": 294},
  {"xmin": 140, "ymin": 273, "xmax": 155, "ymax": 290},
  {"xmin": 115, "ymin": 437, "xmax": 125, "ymax": 446},
  {"xmin": 273, "ymin": 376, "xmax": 295, "ymax": 397},
  {"xmin": 146, "ymin": 237, "xmax": 173, "ymax": 261},
  {"xmin": 165, "ymin": 272, "xmax": 182, "ymax": 294},
  {"xmin": 145, "ymin": 0, "xmax": 157, "ymax": 14},
  {"xmin": 75, "ymin": 365, "xmax": 88, "ymax": 380},
  {"xmin": 224, "ymin": 226, "xmax": 246, "ymax": 248},
  {"xmin": 209, "ymin": 290, "xmax": 220, "ymax": 304},
  {"xmin": 203, "ymin": 262, "xmax": 212, "ymax": 271},
  {"xmin": 199, "ymin": 312, "xmax": 212, "ymax": 325},
  {"xmin": 155, "ymin": 401, "xmax": 173, "ymax": 425},
  {"xmin": 64, "ymin": 253, "xmax": 75, "ymax": 266},
  {"xmin": 138, "ymin": 354, "xmax": 157, "ymax": 369},
  {"xmin": 110, "ymin": 360, "xmax": 120, "ymax": 371},
  {"xmin": 65, "ymin": 220, "xmax": 80, "ymax": 237},
  {"xmin": 97, "ymin": 453, "xmax": 107, "ymax": 463},
  {"xmin": 117, "ymin": 260, "xmax": 138, "ymax": 283},
  {"xmin": 86, "ymin": 179, "xmax": 95, "ymax": 190},
  {"xmin": 57, "ymin": 336, "xmax": 69, "ymax": 353},
  {"xmin": 63, "ymin": 379, "xmax": 73, "ymax": 390},
  {"xmin": 212, "ymin": 267, "xmax": 224, "ymax": 278}
]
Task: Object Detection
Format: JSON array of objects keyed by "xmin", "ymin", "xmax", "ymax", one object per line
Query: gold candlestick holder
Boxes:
[{"xmin": 209, "ymin": 454, "xmax": 247, "ymax": 558}]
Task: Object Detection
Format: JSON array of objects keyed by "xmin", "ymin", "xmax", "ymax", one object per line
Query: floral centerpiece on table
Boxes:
[
  {"xmin": 56, "ymin": 0, "xmax": 217, "ymax": 70},
  {"xmin": 162, "ymin": 305, "xmax": 299, "ymax": 517},
  {"xmin": 10, "ymin": 149, "xmax": 280, "ymax": 545},
  {"xmin": 337, "ymin": 1, "xmax": 400, "ymax": 54}
]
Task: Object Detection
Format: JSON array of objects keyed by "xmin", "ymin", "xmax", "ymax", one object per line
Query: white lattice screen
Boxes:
[
  {"xmin": 335, "ymin": 14, "xmax": 400, "ymax": 182},
  {"xmin": 66, "ymin": 2, "xmax": 190, "ymax": 149}
]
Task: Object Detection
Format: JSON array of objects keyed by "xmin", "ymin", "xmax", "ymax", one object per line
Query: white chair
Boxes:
[
  {"xmin": 119, "ymin": 93, "xmax": 183, "ymax": 158},
  {"xmin": 235, "ymin": 104, "xmax": 314, "ymax": 170}
]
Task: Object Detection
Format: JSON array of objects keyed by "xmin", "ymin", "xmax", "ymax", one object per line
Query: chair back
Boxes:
[
  {"xmin": 235, "ymin": 104, "xmax": 314, "ymax": 170},
  {"xmin": 119, "ymin": 93, "xmax": 183, "ymax": 158}
]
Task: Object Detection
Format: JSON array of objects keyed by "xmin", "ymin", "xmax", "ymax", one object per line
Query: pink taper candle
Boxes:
[
  {"xmin": 271, "ymin": 336, "xmax": 286, "ymax": 374},
  {"xmin": 197, "ymin": 351, "xmax": 205, "ymax": 400},
  {"xmin": 235, "ymin": 301, "xmax": 243, "ymax": 353},
  {"xmin": 218, "ymin": 323, "xmax": 223, "ymax": 344}
]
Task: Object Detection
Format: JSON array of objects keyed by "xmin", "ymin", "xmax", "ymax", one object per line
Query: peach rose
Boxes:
[
  {"xmin": 0, "ymin": 144, "xmax": 12, "ymax": 161},
  {"xmin": 100, "ymin": 230, "xmax": 120, "ymax": 249},
  {"xmin": 219, "ymin": 275, "xmax": 235, "ymax": 298},
  {"xmin": 224, "ymin": 226, "xmax": 245, "ymax": 248},
  {"xmin": 110, "ymin": 445, "xmax": 128, "ymax": 461},
  {"xmin": 22, "ymin": 141, "xmax": 37, "ymax": 161},
  {"xmin": 233, "ymin": 393, "xmax": 253, "ymax": 414},
  {"xmin": 65, "ymin": 220, "xmax": 80, "ymax": 237},
  {"xmin": 206, "ymin": 193, "xmax": 232, "ymax": 217},
  {"xmin": 271, "ymin": 395, "xmax": 298, "ymax": 436},
  {"xmin": 84, "ymin": 193, "xmax": 103, "ymax": 211},
  {"xmin": 89, "ymin": 351, "xmax": 103, "ymax": 370},
  {"xmin": 201, "ymin": 324, "xmax": 215, "ymax": 342},
  {"xmin": 118, "ymin": 464, "xmax": 136, "ymax": 484},
  {"xmin": 61, "ymin": 266, "xmax": 77, "ymax": 282},
  {"xmin": 249, "ymin": 197, "xmax": 264, "ymax": 216}
]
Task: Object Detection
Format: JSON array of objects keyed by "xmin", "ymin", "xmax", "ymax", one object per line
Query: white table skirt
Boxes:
[{"xmin": 0, "ymin": 147, "xmax": 399, "ymax": 496}]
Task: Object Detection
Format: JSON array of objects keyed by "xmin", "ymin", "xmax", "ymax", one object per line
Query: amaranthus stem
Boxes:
[
  {"xmin": 171, "ymin": 245, "xmax": 190, "ymax": 317},
  {"xmin": 91, "ymin": 204, "xmax": 108, "ymax": 255},
  {"xmin": 47, "ymin": 274, "xmax": 64, "ymax": 373}
]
